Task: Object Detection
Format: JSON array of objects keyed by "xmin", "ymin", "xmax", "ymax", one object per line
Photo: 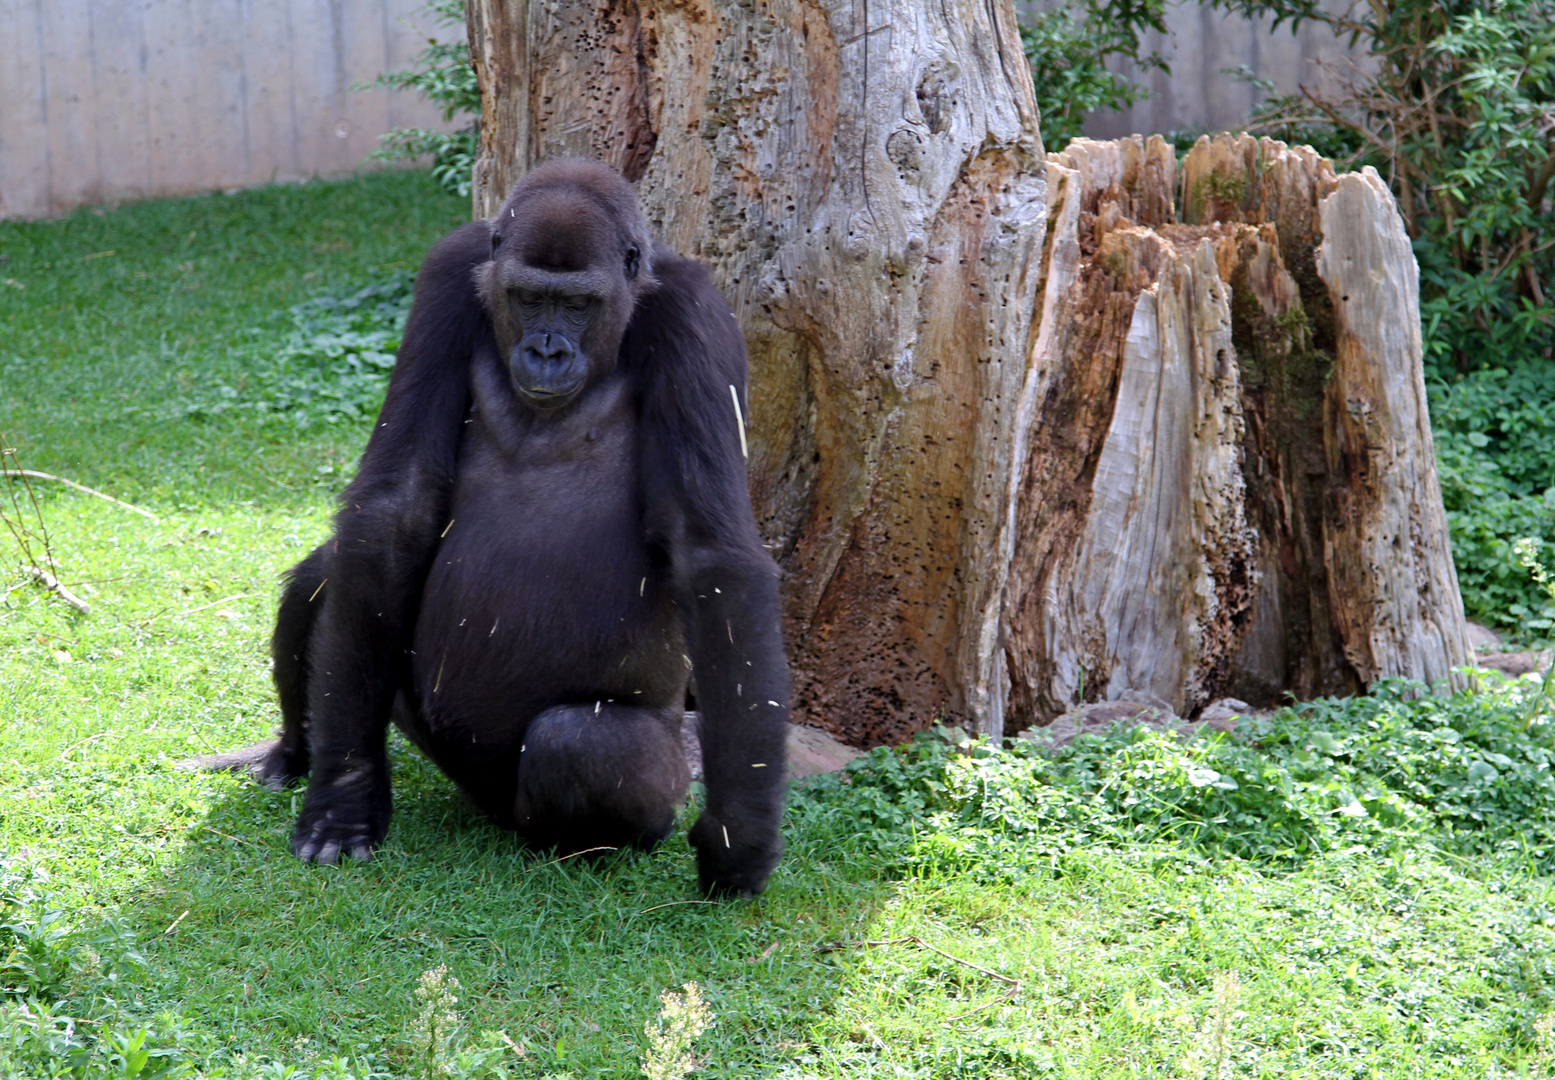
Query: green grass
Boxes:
[
  {"xmin": 3, "ymin": 172, "xmax": 1555, "ymax": 1079},
  {"xmin": 0, "ymin": 168, "xmax": 466, "ymax": 506}
]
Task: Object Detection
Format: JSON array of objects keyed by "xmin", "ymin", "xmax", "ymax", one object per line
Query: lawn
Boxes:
[{"xmin": 2, "ymin": 170, "xmax": 1554, "ymax": 1079}]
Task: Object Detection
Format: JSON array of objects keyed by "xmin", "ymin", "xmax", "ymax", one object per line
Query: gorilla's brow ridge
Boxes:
[{"xmin": 496, "ymin": 263, "xmax": 616, "ymax": 298}]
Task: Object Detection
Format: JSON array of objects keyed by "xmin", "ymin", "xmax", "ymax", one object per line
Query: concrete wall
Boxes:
[
  {"xmin": 0, "ymin": 0, "xmax": 465, "ymax": 219},
  {"xmin": 1084, "ymin": 3, "xmax": 1361, "ymax": 141},
  {"xmin": 1016, "ymin": 0, "xmax": 1363, "ymax": 145}
]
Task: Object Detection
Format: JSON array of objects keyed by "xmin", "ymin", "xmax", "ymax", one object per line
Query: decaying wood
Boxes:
[
  {"xmin": 1005, "ymin": 133, "xmax": 1470, "ymax": 728},
  {"xmin": 468, "ymin": 7, "xmax": 1468, "ymax": 743},
  {"xmin": 469, "ymin": 0, "xmax": 1047, "ymax": 744},
  {"xmin": 1315, "ymin": 170, "xmax": 1469, "ymax": 684}
]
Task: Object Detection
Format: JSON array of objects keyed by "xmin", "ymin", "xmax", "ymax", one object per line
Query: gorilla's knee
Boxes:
[{"xmin": 514, "ymin": 704, "xmax": 691, "ymax": 854}]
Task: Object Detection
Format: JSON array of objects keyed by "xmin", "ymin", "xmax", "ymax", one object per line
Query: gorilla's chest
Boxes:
[{"xmin": 410, "ymin": 381, "xmax": 684, "ymax": 724}]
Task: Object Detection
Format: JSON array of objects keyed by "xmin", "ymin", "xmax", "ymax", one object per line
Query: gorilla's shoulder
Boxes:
[
  {"xmin": 416, "ymin": 220, "xmax": 493, "ymax": 296},
  {"xmin": 645, "ymin": 244, "xmax": 714, "ymax": 295},
  {"xmin": 628, "ymin": 246, "xmax": 744, "ymax": 373}
]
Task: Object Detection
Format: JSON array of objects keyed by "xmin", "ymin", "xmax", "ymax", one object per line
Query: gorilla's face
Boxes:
[
  {"xmin": 481, "ymin": 179, "xmax": 651, "ymax": 411},
  {"xmin": 504, "ymin": 278, "xmax": 608, "ymax": 407}
]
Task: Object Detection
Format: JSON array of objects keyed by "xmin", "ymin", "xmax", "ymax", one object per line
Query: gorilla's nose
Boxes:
[{"xmin": 523, "ymin": 332, "xmax": 575, "ymax": 365}]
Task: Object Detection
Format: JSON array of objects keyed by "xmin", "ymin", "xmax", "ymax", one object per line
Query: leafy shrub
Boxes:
[
  {"xmin": 1020, "ymin": 0, "xmax": 1169, "ymax": 150},
  {"xmin": 362, "ymin": 0, "xmax": 479, "ymax": 199},
  {"xmin": 0, "ymin": 858, "xmax": 197, "ymax": 1079},
  {"xmin": 1430, "ymin": 360, "xmax": 1555, "ymax": 637},
  {"xmin": 1220, "ymin": 0, "xmax": 1555, "ymax": 377},
  {"xmin": 171, "ymin": 273, "xmax": 413, "ymax": 431},
  {"xmin": 802, "ymin": 676, "xmax": 1555, "ymax": 878},
  {"xmin": 254, "ymin": 274, "xmax": 414, "ymax": 428}
]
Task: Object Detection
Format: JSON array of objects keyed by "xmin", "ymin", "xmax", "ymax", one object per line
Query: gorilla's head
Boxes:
[{"xmin": 479, "ymin": 160, "xmax": 657, "ymax": 411}]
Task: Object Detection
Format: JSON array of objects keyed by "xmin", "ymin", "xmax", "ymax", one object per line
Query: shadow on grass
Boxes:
[{"xmin": 131, "ymin": 737, "xmax": 890, "ymax": 1077}]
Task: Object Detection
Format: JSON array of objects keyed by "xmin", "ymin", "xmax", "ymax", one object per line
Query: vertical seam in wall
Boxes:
[
  {"xmin": 381, "ymin": 0, "xmax": 394, "ymax": 132},
  {"xmin": 285, "ymin": 0, "xmax": 299, "ymax": 178},
  {"xmin": 33, "ymin": 0, "xmax": 54, "ymax": 211},
  {"xmin": 88, "ymin": 0, "xmax": 101, "ymax": 204},
  {"xmin": 138, "ymin": 0, "xmax": 152, "ymax": 193},
  {"xmin": 1248, "ymin": 10, "xmax": 1261, "ymax": 120},
  {"xmin": 330, "ymin": 0, "xmax": 345, "ymax": 125},
  {"xmin": 238, "ymin": 0, "xmax": 253, "ymax": 177},
  {"xmin": 1198, "ymin": 3, "xmax": 1212, "ymax": 131}
]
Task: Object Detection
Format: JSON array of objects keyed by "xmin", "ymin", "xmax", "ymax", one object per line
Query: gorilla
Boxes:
[{"xmin": 240, "ymin": 160, "xmax": 788, "ymax": 897}]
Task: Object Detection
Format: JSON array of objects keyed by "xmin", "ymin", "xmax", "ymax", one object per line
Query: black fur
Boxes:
[{"xmin": 260, "ymin": 160, "xmax": 788, "ymax": 896}]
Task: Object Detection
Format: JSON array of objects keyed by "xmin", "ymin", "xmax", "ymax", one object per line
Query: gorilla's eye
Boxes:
[
  {"xmin": 563, "ymin": 295, "xmax": 591, "ymax": 314},
  {"xmin": 624, "ymin": 245, "xmax": 640, "ymax": 280}
]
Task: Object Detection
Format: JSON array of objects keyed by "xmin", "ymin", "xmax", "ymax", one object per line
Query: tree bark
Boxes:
[
  {"xmin": 1003, "ymin": 133, "xmax": 1471, "ymax": 726},
  {"xmin": 467, "ymin": 0, "xmax": 1047, "ymax": 745}
]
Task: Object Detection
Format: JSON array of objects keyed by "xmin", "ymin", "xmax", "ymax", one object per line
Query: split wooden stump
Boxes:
[{"xmin": 1004, "ymin": 133, "xmax": 1470, "ymax": 730}]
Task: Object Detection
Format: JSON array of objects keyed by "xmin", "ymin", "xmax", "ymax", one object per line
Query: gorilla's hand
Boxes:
[
  {"xmin": 291, "ymin": 760, "xmax": 392, "ymax": 864},
  {"xmin": 688, "ymin": 811, "xmax": 783, "ymax": 898}
]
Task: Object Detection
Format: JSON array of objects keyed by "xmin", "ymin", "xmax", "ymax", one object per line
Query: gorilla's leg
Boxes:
[
  {"xmin": 261, "ymin": 546, "xmax": 329, "ymax": 788},
  {"xmin": 514, "ymin": 703, "xmax": 691, "ymax": 855},
  {"xmin": 180, "ymin": 549, "xmax": 325, "ymax": 785}
]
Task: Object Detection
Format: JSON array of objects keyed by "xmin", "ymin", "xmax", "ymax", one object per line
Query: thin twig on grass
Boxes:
[
  {"xmin": 0, "ymin": 468, "xmax": 159, "ymax": 521},
  {"xmin": 2, "ymin": 434, "xmax": 95, "ymax": 616},
  {"xmin": 21, "ymin": 565, "xmax": 90, "ymax": 614},
  {"xmin": 817, "ymin": 935, "xmax": 1021, "ymax": 1022},
  {"xmin": 522, "ymin": 845, "xmax": 618, "ymax": 873},
  {"xmin": 634, "ymin": 900, "xmax": 719, "ymax": 916},
  {"xmin": 137, "ymin": 593, "xmax": 251, "ymax": 629}
]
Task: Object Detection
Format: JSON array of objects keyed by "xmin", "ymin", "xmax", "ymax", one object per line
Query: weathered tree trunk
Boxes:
[
  {"xmin": 467, "ymin": 3, "xmax": 1469, "ymax": 744},
  {"xmin": 468, "ymin": 0, "xmax": 1047, "ymax": 744},
  {"xmin": 1003, "ymin": 133, "xmax": 1471, "ymax": 726}
]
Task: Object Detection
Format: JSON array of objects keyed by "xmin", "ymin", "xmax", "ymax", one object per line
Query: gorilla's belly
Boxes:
[{"xmin": 406, "ymin": 418, "xmax": 686, "ymax": 758}]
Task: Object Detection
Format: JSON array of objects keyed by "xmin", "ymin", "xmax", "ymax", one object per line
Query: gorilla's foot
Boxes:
[
  {"xmin": 291, "ymin": 763, "xmax": 391, "ymax": 864},
  {"xmin": 176, "ymin": 739, "xmax": 307, "ymax": 791}
]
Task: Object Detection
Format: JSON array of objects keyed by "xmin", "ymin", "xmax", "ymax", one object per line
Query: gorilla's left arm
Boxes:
[{"xmin": 630, "ymin": 250, "xmax": 789, "ymax": 898}]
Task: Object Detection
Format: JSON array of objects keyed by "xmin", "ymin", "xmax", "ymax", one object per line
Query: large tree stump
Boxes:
[
  {"xmin": 466, "ymin": 4, "xmax": 1469, "ymax": 743},
  {"xmin": 1003, "ymin": 133, "xmax": 1471, "ymax": 727},
  {"xmin": 467, "ymin": 0, "xmax": 1047, "ymax": 744}
]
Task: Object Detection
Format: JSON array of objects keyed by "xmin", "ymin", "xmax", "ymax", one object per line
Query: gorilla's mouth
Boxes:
[{"xmin": 515, "ymin": 380, "xmax": 584, "ymax": 408}]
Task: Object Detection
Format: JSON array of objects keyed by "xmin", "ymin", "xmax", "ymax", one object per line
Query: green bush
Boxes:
[
  {"xmin": 255, "ymin": 274, "xmax": 415, "ymax": 428},
  {"xmin": 1020, "ymin": 0, "xmax": 1169, "ymax": 150},
  {"xmin": 1222, "ymin": 0, "xmax": 1555, "ymax": 377},
  {"xmin": 166, "ymin": 273, "xmax": 414, "ymax": 430},
  {"xmin": 1430, "ymin": 360, "xmax": 1555, "ymax": 637},
  {"xmin": 363, "ymin": 0, "xmax": 479, "ymax": 199},
  {"xmin": 805, "ymin": 676, "xmax": 1555, "ymax": 877}
]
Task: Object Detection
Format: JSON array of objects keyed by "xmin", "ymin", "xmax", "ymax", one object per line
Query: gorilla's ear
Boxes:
[
  {"xmin": 489, "ymin": 224, "xmax": 503, "ymax": 257},
  {"xmin": 624, "ymin": 245, "xmax": 641, "ymax": 280}
]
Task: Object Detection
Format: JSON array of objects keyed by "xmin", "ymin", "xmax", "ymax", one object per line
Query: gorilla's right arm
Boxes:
[{"xmin": 289, "ymin": 222, "xmax": 488, "ymax": 863}]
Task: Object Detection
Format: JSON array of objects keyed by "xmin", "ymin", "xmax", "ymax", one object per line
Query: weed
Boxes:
[
  {"xmin": 640, "ymin": 982, "xmax": 714, "ymax": 1080},
  {"xmin": 410, "ymin": 966, "xmax": 460, "ymax": 1080},
  {"xmin": 1178, "ymin": 971, "xmax": 1243, "ymax": 1080}
]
